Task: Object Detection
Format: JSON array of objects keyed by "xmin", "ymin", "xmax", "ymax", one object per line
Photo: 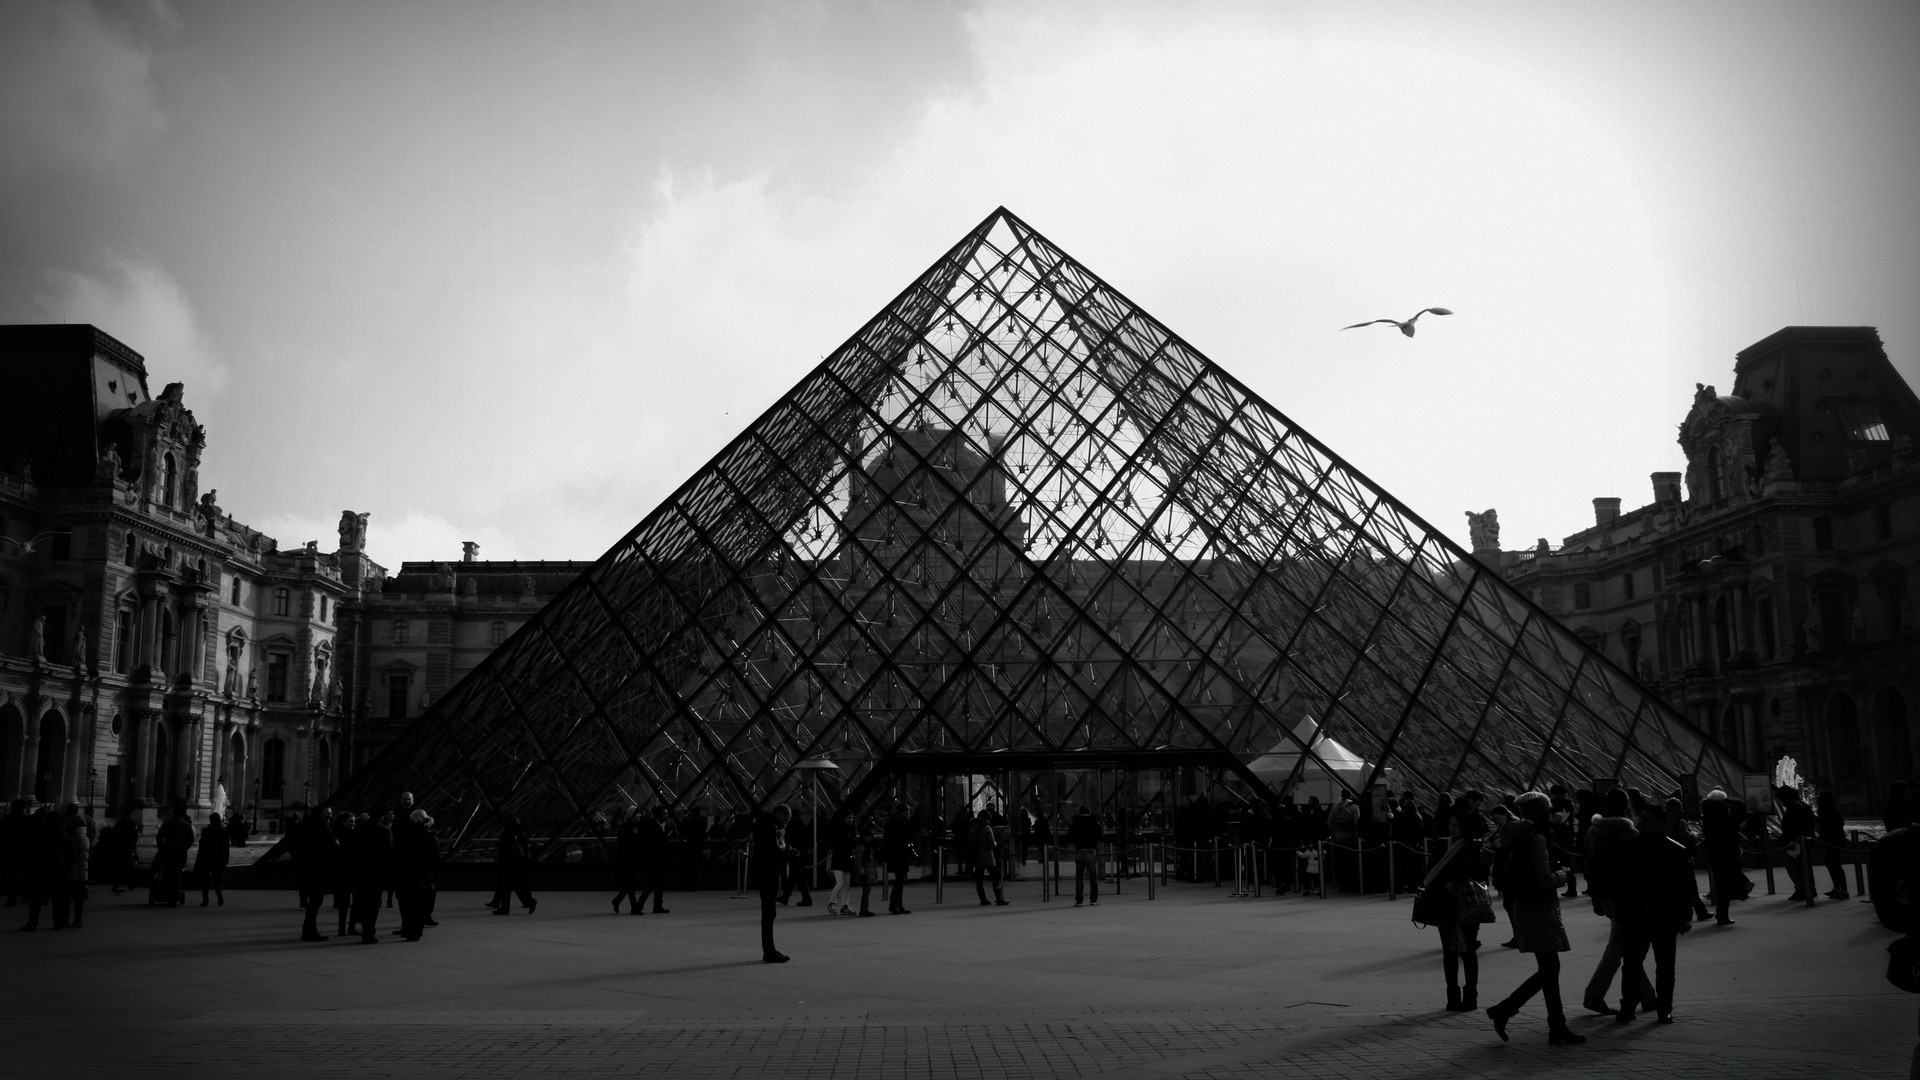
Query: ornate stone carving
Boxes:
[
  {"xmin": 71, "ymin": 624, "xmax": 87, "ymax": 672},
  {"xmin": 1465, "ymin": 509, "xmax": 1499, "ymax": 552},
  {"xmin": 1802, "ymin": 609, "xmax": 1822, "ymax": 653},
  {"xmin": 30, "ymin": 614, "xmax": 45, "ymax": 659},
  {"xmin": 338, "ymin": 511, "xmax": 369, "ymax": 552},
  {"xmin": 1763, "ymin": 442, "xmax": 1793, "ymax": 482}
]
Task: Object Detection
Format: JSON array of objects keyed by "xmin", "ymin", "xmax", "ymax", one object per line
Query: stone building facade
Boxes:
[
  {"xmin": 344, "ymin": 551, "xmax": 589, "ymax": 772},
  {"xmin": 0, "ymin": 325, "xmax": 381, "ymax": 833},
  {"xmin": 1493, "ymin": 327, "xmax": 1919, "ymax": 812}
]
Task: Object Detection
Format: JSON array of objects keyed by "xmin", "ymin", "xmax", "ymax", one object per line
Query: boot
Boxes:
[
  {"xmin": 216, "ymin": 891, "xmax": 224, "ymax": 907},
  {"xmin": 1460, "ymin": 951, "xmax": 1478, "ymax": 1011},
  {"xmin": 1547, "ymin": 1025, "xmax": 1587, "ymax": 1045}
]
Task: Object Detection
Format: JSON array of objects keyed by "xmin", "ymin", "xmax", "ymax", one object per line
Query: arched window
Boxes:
[
  {"xmin": 162, "ymin": 453, "xmax": 178, "ymax": 508},
  {"xmin": 124, "ymin": 532, "xmax": 137, "ymax": 566},
  {"xmin": 490, "ymin": 620, "xmax": 507, "ymax": 646},
  {"xmin": 262, "ymin": 738, "xmax": 286, "ymax": 800}
]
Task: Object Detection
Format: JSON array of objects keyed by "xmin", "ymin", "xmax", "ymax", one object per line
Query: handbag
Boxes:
[
  {"xmin": 1889, "ymin": 938, "xmax": 1920, "ymax": 994},
  {"xmin": 1411, "ymin": 884, "xmax": 1456, "ymax": 927},
  {"xmin": 1453, "ymin": 879, "xmax": 1495, "ymax": 924}
]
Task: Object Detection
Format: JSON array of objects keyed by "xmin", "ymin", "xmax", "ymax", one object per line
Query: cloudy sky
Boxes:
[{"xmin": 3, "ymin": 0, "xmax": 1915, "ymax": 565}]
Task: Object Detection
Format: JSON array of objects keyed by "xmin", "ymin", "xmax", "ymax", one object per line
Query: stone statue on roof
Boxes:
[
  {"xmin": 1465, "ymin": 509, "xmax": 1499, "ymax": 552},
  {"xmin": 338, "ymin": 511, "xmax": 369, "ymax": 552}
]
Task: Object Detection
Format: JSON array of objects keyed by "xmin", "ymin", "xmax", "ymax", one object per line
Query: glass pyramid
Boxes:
[{"xmin": 336, "ymin": 207, "xmax": 1745, "ymax": 856}]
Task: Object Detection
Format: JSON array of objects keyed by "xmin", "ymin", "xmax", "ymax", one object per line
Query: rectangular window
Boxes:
[
  {"xmin": 1623, "ymin": 633, "xmax": 1642, "ymax": 675},
  {"xmin": 267, "ymin": 652, "xmax": 290, "ymax": 701},
  {"xmin": 114, "ymin": 611, "xmax": 132, "ymax": 674},
  {"xmin": 230, "ymin": 577, "xmax": 241, "ymax": 604},
  {"xmin": 1621, "ymin": 571, "xmax": 1636, "ymax": 600},
  {"xmin": 388, "ymin": 674, "xmax": 410, "ymax": 719},
  {"xmin": 46, "ymin": 531, "xmax": 71, "ymax": 561},
  {"xmin": 1756, "ymin": 598, "xmax": 1775, "ymax": 659},
  {"xmin": 1812, "ymin": 518, "xmax": 1833, "ymax": 551},
  {"xmin": 1833, "ymin": 399, "xmax": 1891, "ymax": 442},
  {"xmin": 393, "ymin": 620, "xmax": 410, "ymax": 645},
  {"xmin": 490, "ymin": 621, "xmax": 507, "ymax": 646},
  {"xmin": 271, "ymin": 587, "xmax": 290, "ymax": 616},
  {"xmin": 1573, "ymin": 583, "xmax": 1592, "ymax": 610}
]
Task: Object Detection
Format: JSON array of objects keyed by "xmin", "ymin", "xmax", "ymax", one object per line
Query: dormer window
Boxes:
[{"xmin": 162, "ymin": 453, "xmax": 178, "ymax": 508}]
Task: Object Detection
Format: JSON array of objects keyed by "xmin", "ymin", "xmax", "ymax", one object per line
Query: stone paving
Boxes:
[{"xmin": 1, "ymin": 871, "xmax": 1909, "ymax": 1079}]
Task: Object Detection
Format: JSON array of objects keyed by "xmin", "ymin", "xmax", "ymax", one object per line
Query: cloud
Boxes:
[
  {"xmin": 0, "ymin": 1, "xmax": 165, "ymax": 183},
  {"xmin": 39, "ymin": 253, "xmax": 228, "ymax": 396}
]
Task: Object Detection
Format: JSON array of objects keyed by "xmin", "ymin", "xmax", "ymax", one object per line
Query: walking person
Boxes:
[
  {"xmin": 195, "ymin": 811, "xmax": 229, "ymax": 906},
  {"xmin": 635, "ymin": 806, "xmax": 673, "ymax": 914},
  {"xmin": 970, "ymin": 811, "xmax": 1009, "ymax": 906},
  {"xmin": 752, "ymin": 804, "xmax": 792, "ymax": 962},
  {"xmin": 332, "ymin": 812, "xmax": 358, "ymax": 935},
  {"xmin": 1069, "ymin": 804, "xmax": 1103, "ymax": 906},
  {"xmin": 489, "ymin": 814, "xmax": 537, "ymax": 915},
  {"xmin": 1816, "ymin": 791, "xmax": 1851, "ymax": 899},
  {"xmin": 1614, "ymin": 800, "xmax": 1697, "ymax": 1024},
  {"xmin": 1579, "ymin": 788, "xmax": 1653, "ymax": 1016},
  {"xmin": 1485, "ymin": 792, "xmax": 1585, "ymax": 1045},
  {"xmin": 1423, "ymin": 794, "xmax": 1488, "ymax": 1012},
  {"xmin": 882, "ymin": 803, "xmax": 915, "ymax": 915},
  {"xmin": 393, "ymin": 809, "xmax": 438, "ymax": 941},
  {"xmin": 295, "ymin": 809, "xmax": 337, "ymax": 942},
  {"xmin": 778, "ymin": 809, "xmax": 813, "ymax": 908},
  {"xmin": 18, "ymin": 809, "xmax": 65, "ymax": 931},
  {"xmin": 853, "ymin": 814, "xmax": 880, "ymax": 917},
  {"xmin": 1700, "ymin": 789, "xmax": 1744, "ymax": 923}
]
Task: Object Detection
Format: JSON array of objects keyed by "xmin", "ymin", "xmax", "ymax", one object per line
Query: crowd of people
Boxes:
[{"xmin": 1407, "ymin": 780, "xmax": 1910, "ymax": 1046}]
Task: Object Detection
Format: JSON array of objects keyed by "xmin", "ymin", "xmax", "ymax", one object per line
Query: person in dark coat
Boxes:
[
  {"xmin": 1422, "ymin": 793, "xmax": 1488, "ymax": 1012},
  {"xmin": 1613, "ymin": 800, "xmax": 1698, "ymax": 1024},
  {"xmin": 969, "ymin": 812, "xmax": 1008, "ymax": 906},
  {"xmin": 778, "ymin": 810, "xmax": 813, "ymax": 907},
  {"xmin": 195, "ymin": 812, "xmax": 230, "ymax": 906},
  {"xmin": 332, "ymin": 812, "xmax": 359, "ymax": 935},
  {"xmin": 295, "ymin": 809, "xmax": 338, "ymax": 942},
  {"xmin": 1816, "ymin": 790, "xmax": 1851, "ymax": 899},
  {"xmin": 102, "ymin": 815, "xmax": 140, "ymax": 894},
  {"xmin": 611, "ymin": 808, "xmax": 644, "ymax": 914},
  {"xmin": 1485, "ymin": 792, "xmax": 1584, "ymax": 1045},
  {"xmin": 392, "ymin": 809, "xmax": 439, "ymax": 941},
  {"xmin": 635, "ymin": 806, "xmax": 673, "ymax": 914},
  {"xmin": 349, "ymin": 809, "xmax": 394, "ymax": 944},
  {"xmin": 1778, "ymin": 786, "xmax": 1819, "ymax": 901},
  {"xmin": 1068, "ymin": 804, "xmax": 1103, "ymax": 906},
  {"xmin": 1699, "ymin": 789, "xmax": 1744, "ymax": 923},
  {"xmin": 151, "ymin": 804, "xmax": 195, "ymax": 908},
  {"xmin": 751, "ymin": 804, "xmax": 793, "ymax": 962},
  {"xmin": 489, "ymin": 815, "xmax": 536, "ymax": 915},
  {"xmin": 17, "ymin": 809, "xmax": 66, "ymax": 931},
  {"xmin": 54, "ymin": 807, "xmax": 90, "ymax": 930},
  {"xmin": 881, "ymin": 803, "xmax": 916, "ymax": 915}
]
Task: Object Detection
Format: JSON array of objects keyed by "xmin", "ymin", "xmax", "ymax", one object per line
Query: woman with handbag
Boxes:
[{"xmin": 1421, "ymin": 793, "xmax": 1491, "ymax": 1012}]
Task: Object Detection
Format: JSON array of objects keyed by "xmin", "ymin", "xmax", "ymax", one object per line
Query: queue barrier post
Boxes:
[
  {"xmin": 1146, "ymin": 840, "xmax": 1156, "ymax": 900},
  {"xmin": 933, "ymin": 844, "xmax": 944, "ymax": 905},
  {"xmin": 732, "ymin": 845, "xmax": 749, "ymax": 899},
  {"xmin": 1853, "ymin": 831, "xmax": 1868, "ymax": 898}
]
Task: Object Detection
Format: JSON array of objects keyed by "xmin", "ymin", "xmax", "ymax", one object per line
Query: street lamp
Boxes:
[{"xmin": 793, "ymin": 756, "xmax": 839, "ymax": 888}]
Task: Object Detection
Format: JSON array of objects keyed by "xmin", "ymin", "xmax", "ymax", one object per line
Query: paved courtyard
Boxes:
[{"xmin": 3, "ymin": 872, "xmax": 1909, "ymax": 1079}]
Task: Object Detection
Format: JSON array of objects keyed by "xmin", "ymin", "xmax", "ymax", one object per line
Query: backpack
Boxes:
[{"xmin": 1492, "ymin": 824, "xmax": 1547, "ymax": 901}]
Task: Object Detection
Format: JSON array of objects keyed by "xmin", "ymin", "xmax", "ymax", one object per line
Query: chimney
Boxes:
[
  {"xmin": 1593, "ymin": 498, "xmax": 1621, "ymax": 528},
  {"xmin": 461, "ymin": 541, "xmax": 479, "ymax": 563},
  {"xmin": 1651, "ymin": 472, "xmax": 1682, "ymax": 505}
]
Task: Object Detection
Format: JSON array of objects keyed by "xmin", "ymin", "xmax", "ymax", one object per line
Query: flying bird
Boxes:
[{"xmin": 1342, "ymin": 307, "xmax": 1454, "ymax": 337}]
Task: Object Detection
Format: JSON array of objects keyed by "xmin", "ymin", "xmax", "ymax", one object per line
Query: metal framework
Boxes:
[{"xmin": 330, "ymin": 207, "xmax": 1745, "ymax": 857}]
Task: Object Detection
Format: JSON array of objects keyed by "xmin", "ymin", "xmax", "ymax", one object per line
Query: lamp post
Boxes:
[{"xmin": 793, "ymin": 756, "xmax": 839, "ymax": 888}]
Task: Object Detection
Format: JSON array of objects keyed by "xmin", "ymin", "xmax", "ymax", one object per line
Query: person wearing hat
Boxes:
[
  {"xmin": 1699, "ymin": 789, "xmax": 1743, "ymax": 924},
  {"xmin": 1485, "ymin": 791, "xmax": 1585, "ymax": 1045}
]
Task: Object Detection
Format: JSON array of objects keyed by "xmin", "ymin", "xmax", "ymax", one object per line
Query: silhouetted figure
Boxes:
[
  {"xmin": 1700, "ymin": 791, "xmax": 1743, "ymax": 924},
  {"xmin": 489, "ymin": 815, "xmax": 536, "ymax": 915},
  {"xmin": 195, "ymin": 813, "xmax": 229, "ymax": 906},
  {"xmin": 882, "ymin": 804, "xmax": 915, "ymax": 915},
  {"xmin": 1778, "ymin": 786, "xmax": 1818, "ymax": 901},
  {"xmin": 393, "ymin": 809, "xmax": 439, "ymax": 941},
  {"xmin": 1816, "ymin": 791, "xmax": 1851, "ymax": 899},
  {"xmin": 752, "ymin": 805, "xmax": 793, "ymax": 962},
  {"xmin": 636, "ymin": 806, "xmax": 673, "ymax": 914},
  {"xmin": 350, "ymin": 809, "xmax": 394, "ymax": 943},
  {"xmin": 1614, "ymin": 801, "xmax": 1696, "ymax": 1024},
  {"xmin": 151, "ymin": 804, "xmax": 195, "ymax": 908},
  {"xmin": 970, "ymin": 813, "xmax": 1008, "ymax": 906},
  {"xmin": 54, "ymin": 807, "xmax": 89, "ymax": 929},
  {"xmin": 1068, "ymin": 804, "xmax": 1103, "ymax": 906},
  {"xmin": 295, "ymin": 809, "xmax": 337, "ymax": 942},
  {"xmin": 18, "ymin": 809, "xmax": 64, "ymax": 930},
  {"xmin": 611, "ymin": 808, "xmax": 644, "ymax": 914}
]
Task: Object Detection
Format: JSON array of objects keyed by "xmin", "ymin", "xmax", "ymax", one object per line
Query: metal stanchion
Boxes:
[
  {"xmin": 1386, "ymin": 841, "xmax": 1396, "ymax": 899},
  {"xmin": 934, "ymin": 844, "xmax": 944, "ymax": 905},
  {"xmin": 1801, "ymin": 842, "xmax": 1816, "ymax": 907},
  {"xmin": 1228, "ymin": 843, "xmax": 1249, "ymax": 898},
  {"xmin": 1759, "ymin": 841, "xmax": 1776, "ymax": 895},
  {"xmin": 1146, "ymin": 839, "xmax": 1156, "ymax": 900},
  {"xmin": 1853, "ymin": 831, "xmax": 1868, "ymax": 898},
  {"xmin": 1041, "ymin": 844, "xmax": 1051, "ymax": 902},
  {"xmin": 732, "ymin": 845, "xmax": 749, "ymax": 899},
  {"xmin": 1317, "ymin": 841, "xmax": 1328, "ymax": 898}
]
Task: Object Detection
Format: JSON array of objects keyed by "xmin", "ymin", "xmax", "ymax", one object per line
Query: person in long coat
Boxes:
[
  {"xmin": 54, "ymin": 809, "xmax": 90, "ymax": 929},
  {"xmin": 1699, "ymin": 790, "xmax": 1744, "ymax": 924},
  {"xmin": 295, "ymin": 809, "xmax": 338, "ymax": 942},
  {"xmin": 392, "ymin": 809, "xmax": 439, "ymax": 941},
  {"xmin": 1612, "ymin": 800, "xmax": 1698, "ymax": 1024},
  {"xmin": 18, "ymin": 809, "xmax": 66, "ymax": 930},
  {"xmin": 635, "ymin": 806, "xmax": 673, "ymax": 914},
  {"xmin": 349, "ymin": 810, "xmax": 393, "ymax": 943},
  {"xmin": 970, "ymin": 813, "xmax": 1008, "ymax": 906},
  {"xmin": 1485, "ymin": 791, "xmax": 1585, "ymax": 1045},
  {"xmin": 195, "ymin": 812, "xmax": 230, "ymax": 906},
  {"xmin": 151, "ymin": 804, "xmax": 195, "ymax": 908},
  {"xmin": 331, "ymin": 812, "xmax": 359, "ymax": 935}
]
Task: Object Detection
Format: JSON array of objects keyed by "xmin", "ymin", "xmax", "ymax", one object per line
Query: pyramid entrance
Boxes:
[{"xmin": 333, "ymin": 207, "xmax": 1745, "ymax": 858}]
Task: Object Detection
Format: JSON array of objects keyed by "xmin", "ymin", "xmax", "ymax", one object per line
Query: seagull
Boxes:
[
  {"xmin": 1342, "ymin": 307, "xmax": 1453, "ymax": 337},
  {"xmin": 0, "ymin": 531, "xmax": 63, "ymax": 554}
]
